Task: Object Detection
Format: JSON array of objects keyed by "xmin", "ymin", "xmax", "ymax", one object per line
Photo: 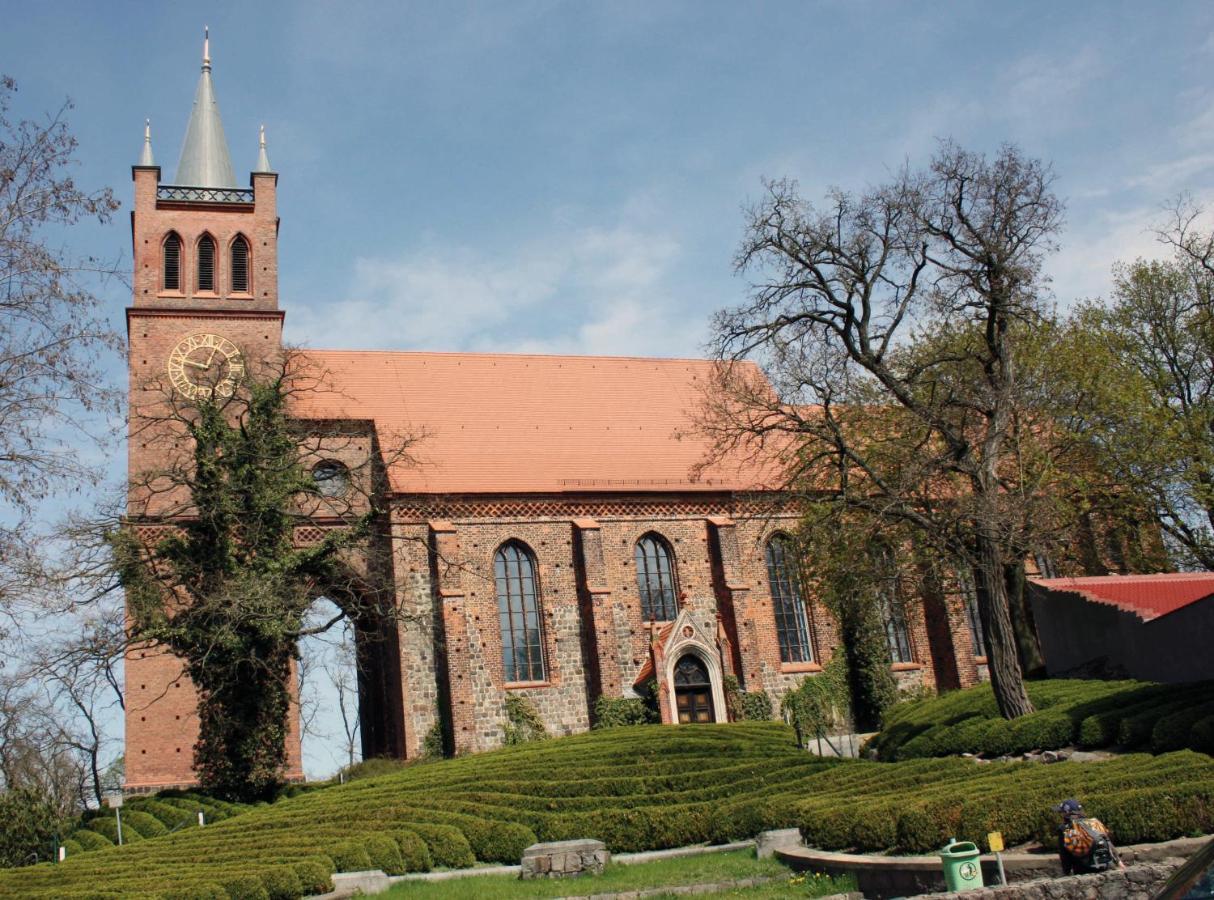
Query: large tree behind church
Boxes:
[
  {"xmin": 705, "ymin": 143, "xmax": 1068, "ymax": 719},
  {"xmin": 112, "ymin": 366, "xmax": 381, "ymax": 801}
]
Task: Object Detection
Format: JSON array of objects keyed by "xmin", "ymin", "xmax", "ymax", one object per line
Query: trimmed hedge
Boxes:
[
  {"xmin": 4, "ymin": 723, "xmax": 1213, "ymax": 898},
  {"xmin": 392, "ymin": 830, "xmax": 433, "ymax": 872},
  {"xmin": 329, "ymin": 840, "xmax": 372, "ymax": 872},
  {"xmin": 291, "ymin": 857, "xmax": 333, "ymax": 895},
  {"xmin": 407, "ymin": 822, "xmax": 475, "ymax": 868},
  {"xmin": 362, "ymin": 834, "xmax": 404, "ymax": 875},
  {"xmin": 874, "ymin": 679, "xmax": 1214, "ymax": 760}
]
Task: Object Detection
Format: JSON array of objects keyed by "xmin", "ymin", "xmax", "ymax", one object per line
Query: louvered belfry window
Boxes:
[
  {"xmin": 197, "ymin": 235, "xmax": 216, "ymax": 292},
  {"xmin": 230, "ymin": 235, "xmax": 250, "ymax": 293},
  {"xmin": 163, "ymin": 233, "xmax": 182, "ymax": 291}
]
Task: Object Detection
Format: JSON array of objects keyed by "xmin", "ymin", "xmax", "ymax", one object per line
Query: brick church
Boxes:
[{"xmin": 123, "ymin": 40, "xmax": 990, "ymax": 792}]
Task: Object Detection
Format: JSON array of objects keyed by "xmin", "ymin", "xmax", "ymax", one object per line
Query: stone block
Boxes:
[
  {"xmin": 756, "ymin": 828, "xmax": 802, "ymax": 859},
  {"xmin": 520, "ymin": 839, "xmax": 609, "ymax": 879}
]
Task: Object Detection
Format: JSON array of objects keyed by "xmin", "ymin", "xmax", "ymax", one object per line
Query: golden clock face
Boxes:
[{"xmin": 167, "ymin": 333, "xmax": 245, "ymax": 400}]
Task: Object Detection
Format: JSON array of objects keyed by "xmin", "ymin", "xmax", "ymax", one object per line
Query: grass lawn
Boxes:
[
  {"xmin": 383, "ymin": 850, "xmax": 853, "ymax": 898},
  {"xmin": 870, "ymin": 678, "xmax": 1214, "ymax": 761}
]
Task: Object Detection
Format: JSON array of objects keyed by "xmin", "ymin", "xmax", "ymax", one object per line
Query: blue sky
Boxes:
[
  {"xmin": 4, "ymin": 0, "xmax": 1214, "ymax": 776},
  {"xmin": 6, "ymin": 1, "xmax": 1214, "ymax": 361}
]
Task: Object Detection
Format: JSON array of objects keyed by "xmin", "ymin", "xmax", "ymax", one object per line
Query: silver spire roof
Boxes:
[
  {"xmin": 138, "ymin": 119, "xmax": 155, "ymax": 167},
  {"xmin": 173, "ymin": 28, "xmax": 238, "ymax": 187},
  {"xmin": 254, "ymin": 124, "xmax": 273, "ymax": 173}
]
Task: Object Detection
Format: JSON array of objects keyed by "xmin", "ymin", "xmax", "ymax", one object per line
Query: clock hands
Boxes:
[{"xmin": 181, "ymin": 348, "xmax": 223, "ymax": 371}]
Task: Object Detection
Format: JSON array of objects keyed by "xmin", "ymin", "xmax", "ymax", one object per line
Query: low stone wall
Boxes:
[
  {"xmin": 521, "ymin": 839, "xmax": 610, "ymax": 879},
  {"xmin": 908, "ymin": 859, "xmax": 1182, "ymax": 899},
  {"xmin": 773, "ymin": 835, "xmax": 1205, "ymax": 899}
]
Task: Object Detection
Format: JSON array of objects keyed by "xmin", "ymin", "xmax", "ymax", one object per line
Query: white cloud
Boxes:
[
  {"xmin": 996, "ymin": 47, "xmax": 1104, "ymax": 135},
  {"xmin": 1049, "ymin": 187, "xmax": 1214, "ymax": 306},
  {"xmin": 288, "ymin": 220, "xmax": 692, "ymax": 357}
]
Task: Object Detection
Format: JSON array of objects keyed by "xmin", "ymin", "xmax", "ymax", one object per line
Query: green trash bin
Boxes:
[{"xmin": 939, "ymin": 838, "xmax": 984, "ymax": 892}]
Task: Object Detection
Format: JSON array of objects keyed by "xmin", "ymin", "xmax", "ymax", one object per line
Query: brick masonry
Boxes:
[
  {"xmin": 404, "ymin": 503, "xmax": 991, "ymax": 756},
  {"xmin": 123, "ymin": 161, "xmax": 994, "ymax": 788}
]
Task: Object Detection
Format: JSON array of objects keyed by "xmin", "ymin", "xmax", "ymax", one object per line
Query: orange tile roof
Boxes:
[
  {"xmin": 1032, "ymin": 572, "xmax": 1214, "ymax": 622},
  {"xmin": 291, "ymin": 349, "xmax": 784, "ymax": 495}
]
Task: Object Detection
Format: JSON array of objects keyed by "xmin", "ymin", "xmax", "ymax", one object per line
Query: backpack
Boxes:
[{"xmin": 1063, "ymin": 818, "xmax": 1114, "ymax": 872}]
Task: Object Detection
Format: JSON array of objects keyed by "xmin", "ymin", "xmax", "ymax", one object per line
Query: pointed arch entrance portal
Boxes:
[
  {"xmin": 673, "ymin": 654, "xmax": 715, "ymax": 723},
  {"xmin": 640, "ymin": 609, "xmax": 730, "ymax": 725}
]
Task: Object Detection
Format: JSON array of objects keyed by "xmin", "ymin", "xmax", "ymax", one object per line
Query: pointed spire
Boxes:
[
  {"xmin": 138, "ymin": 119, "xmax": 156, "ymax": 167},
  {"xmin": 173, "ymin": 27, "xmax": 237, "ymax": 187},
  {"xmin": 254, "ymin": 124, "xmax": 273, "ymax": 173}
]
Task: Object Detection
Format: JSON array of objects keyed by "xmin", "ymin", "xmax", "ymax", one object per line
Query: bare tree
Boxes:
[
  {"xmin": 324, "ymin": 623, "xmax": 362, "ymax": 772},
  {"xmin": 0, "ymin": 76, "xmax": 122, "ymax": 624},
  {"xmin": 706, "ymin": 142, "xmax": 1067, "ymax": 719}
]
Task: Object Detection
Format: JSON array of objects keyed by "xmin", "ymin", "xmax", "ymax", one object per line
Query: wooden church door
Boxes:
[{"xmin": 673, "ymin": 654, "xmax": 715, "ymax": 724}]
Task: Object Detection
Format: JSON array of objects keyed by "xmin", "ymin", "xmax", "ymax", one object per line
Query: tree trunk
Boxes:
[
  {"xmin": 971, "ymin": 535, "xmax": 1034, "ymax": 719},
  {"xmin": 1003, "ymin": 561, "xmax": 1045, "ymax": 678}
]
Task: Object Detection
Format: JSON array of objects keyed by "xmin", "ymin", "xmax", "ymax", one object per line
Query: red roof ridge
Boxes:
[{"xmin": 303, "ymin": 347, "xmax": 734, "ymax": 366}]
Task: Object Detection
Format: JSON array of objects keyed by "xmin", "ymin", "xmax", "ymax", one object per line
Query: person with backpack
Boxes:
[{"xmin": 1056, "ymin": 798, "xmax": 1123, "ymax": 875}]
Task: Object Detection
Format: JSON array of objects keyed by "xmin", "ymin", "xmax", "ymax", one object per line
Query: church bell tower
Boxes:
[{"xmin": 124, "ymin": 31, "xmax": 301, "ymax": 792}]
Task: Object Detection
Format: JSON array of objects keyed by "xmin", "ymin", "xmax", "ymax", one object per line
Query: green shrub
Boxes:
[
  {"xmin": 504, "ymin": 694, "xmax": 548, "ymax": 745},
  {"xmin": 1078, "ymin": 712, "xmax": 1121, "ymax": 748},
  {"xmin": 159, "ymin": 883, "xmax": 228, "ymax": 900},
  {"xmin": 219, "ymin": 874, "xmax": 270, "ymax": 900},
  {"xmin": 0, "ymin": 785, "xmax": 64, "ymax": 867},
  {"xmin": 593, "ymin": 695, "xmax": 657, "ymax": 727},
  {"xmin": 392, "ymin": 830, "xmax": 433, "ymax": 872},
  {"xmin": 4, "ymin": 720, "xmax": 1214, "ymax": 898},
  {"xmin": 873, "ymin": 679, "xmax": 1214, "ymax": 760},
  {"xmin": 292, "ymin": 857, "xmax": 333, "ymax": 895},
  {"xmin": 339, "ymin": 757, "xmax": 409, "ymax": 782},
  {"xmin": 363, "ymin": 833, "xmax": 405, "ymax": 874},
  {"xmin": 740, "ymin": 691, "xmax": 774, "ymax": 721},
  {"xmin": 121, "ymin": 810, "xmax": 169, "ymax": 838},
  {"xmin": 132, "ymin": 799, "xmax": 194, "ymax": 830},
  {"xmin": 422, "ymin": 720, "xmax": 446, "ymax": 759},
  {"xmin": 1152, "ymin": 703, "xmax": 1214, "ymax": 753},
  {"xmin": 69, "ymin": 828, "xmax": 112, "ymax": 850},
  {"xmin": 87, "ymin": 816, "xmax": 144, "ymax": 844},
  {"xmin": 1117, "ymin": 713, "xmax": 1149, "ymax": 748},
  {"xmin": 460, "ymin": 819, "xmax": 537, "ymax": 863},
  {"xmin": 330, "ymin": 839, "xmax": 373, "ymax": 872},
  {"xmin": 895, "ymin": 806, "xmax": 937, "ymax": 853},
  {"xmin": 979, "ymin": 720, "xmax": 1016, "ymax": 757},
  {"xmin": 253, "ymin": 865, "xmax": 302, "ymax": 900},
  {"xmin": 407, "ymin": 823, "xmax": 475, "ymax": 868},
  {"xmin": 1008, "ymin": 712, "xmax": 1075, "ymax": 754},
  {"xmin": 1192, "ymin": 716, "xmax": 1214, "ymax": 754}
]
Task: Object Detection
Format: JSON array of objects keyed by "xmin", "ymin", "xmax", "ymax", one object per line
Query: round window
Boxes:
[{"xmin": 311, "ymin": 460, "xmax": 350, "ymax": 497}]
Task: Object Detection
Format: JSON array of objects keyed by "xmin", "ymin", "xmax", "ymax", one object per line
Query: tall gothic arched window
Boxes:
[
  {"xmin": 635, "ymin": 533, "xmax": 679, "ymax": 621},
  {"xmin": 875, "ymin": 546, "xmax": 914, "ymax": 664},
  {"xmin": 958, "ymin": 568, "xmax": 986, "ymax": 658},
  {"xmin": 495, "ymin": 541, "xmax": 546, "ymax": 683},
  {"xmin": 230, "ymin": 235, "xmax": 250, "ymax": 293},
  {"xmin": 765, "ymin": 535, "xmax": 814, "ymax": 664},
  {"xmin": 163, "ymin": 232, "xmax": 182, "ymax": 291},
  {"xmin": 197, "ymin": 234, "xmax": 216, "ymax": 292}
]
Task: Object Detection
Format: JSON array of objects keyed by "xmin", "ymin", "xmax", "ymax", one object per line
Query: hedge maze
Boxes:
[
  {"xmin": 3, "ymin": 721, "xmax": 1212, "ymax": 898},
  {"xmin": 870, "ymin": 679, "xmax": 1214, "ymax": 760}
]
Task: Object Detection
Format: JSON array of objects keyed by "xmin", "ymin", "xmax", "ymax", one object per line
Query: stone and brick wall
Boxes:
[{"xmin": 392, "ymin": 494, "xmax": 992, "ymax": 756}]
